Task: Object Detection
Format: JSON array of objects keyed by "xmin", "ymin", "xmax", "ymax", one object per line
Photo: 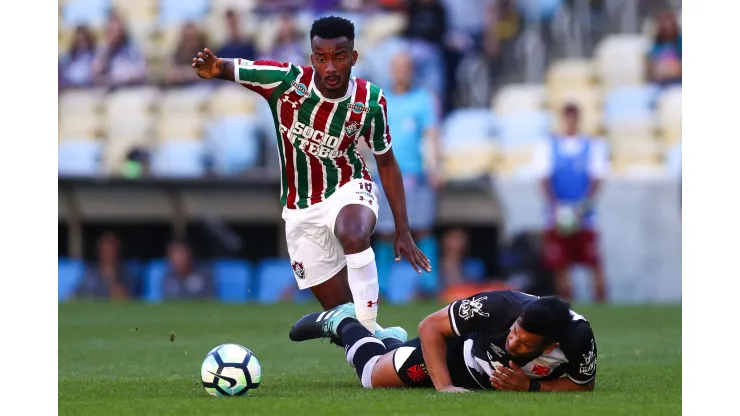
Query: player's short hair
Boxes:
[
  {"xmin": 519, "ymin": 296, "xmax": 572, "ymax": 345},
  {"xmin": 310, "ymin": 16, "xmax": 355, "ymax": 45}
]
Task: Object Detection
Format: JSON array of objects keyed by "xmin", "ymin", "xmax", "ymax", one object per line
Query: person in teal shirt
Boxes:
[{"xmin": 374, "ymin": 52, "xmax": 443, "ymax": 299}]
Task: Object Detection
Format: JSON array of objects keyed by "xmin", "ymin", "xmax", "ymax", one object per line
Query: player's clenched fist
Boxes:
[{"xmin": 192, "ymin": 48, "xmax": 224, "ymax": 79}]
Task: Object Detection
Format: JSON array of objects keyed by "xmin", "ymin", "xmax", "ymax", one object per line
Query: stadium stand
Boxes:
[{"xmin": 59, "ymin": 1, "xmax": 682, "ymax": 303}]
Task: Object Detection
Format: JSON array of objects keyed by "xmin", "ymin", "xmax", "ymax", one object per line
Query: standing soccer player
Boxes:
[
  {"xmin": 191, "ymin": 16, "xmax": 431, "ymax": 338},
  {"xmin": 532, "ymin": 103, "xmax": 608, "ymax": 302}
]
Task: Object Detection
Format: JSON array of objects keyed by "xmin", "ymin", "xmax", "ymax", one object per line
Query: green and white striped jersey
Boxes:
[{"xmin": 234, "ymin": 58, "xmax": 392, "ymax": 209}]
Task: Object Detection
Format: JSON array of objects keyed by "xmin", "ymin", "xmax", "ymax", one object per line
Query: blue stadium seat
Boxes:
[
  {"xmin": 206, "ymin": 116, "xmax": 261, "ymax": 176},
  {"xmin": 213, "ymin": 259, "xmax": 252, "ymax": 303},
  {"xmin": 143, "ymin": 260, "xmax": 168, "ymax": 303},
  {"xmin": 59, "ymin": 258, "xmax": 85, "ymax": 301},
  {"xmin": 463, "ymin": 257, "xmax": 487, "ymax": 283},
  {"xmin": 256, "ymin": 258, "xmax": 298, "ymax": 304},
  {"xmin": 442, "ymin": 108, "xmax": 496, "ymax": 145},
  {"xmin": 159, "ymin": 0, "xmax": 210, "ymax": 27},
  {"xmin": 124, "ymin": 260, "xmax": 145, "ymax": 298},
  {"xmin": 150, "ymin": 141, "xmax": 206, "ymax": 178},
  {"xmin": 385, "ymin": 262, "xmax": 419, "ymax": 304},
  {"xmin": 497, "ymin": 111, "xmax": 552, "ymax": 148},
  {"xmin": 604, "ymin": 85, "xmax": 660, "ymax": 127},
  {"xmin": 62, "ymin": 0, "xmax": 110, "ymax": 28},
  {"xmin": 58, "ymin": 139, "xmax": 103, "ymax": 177}
]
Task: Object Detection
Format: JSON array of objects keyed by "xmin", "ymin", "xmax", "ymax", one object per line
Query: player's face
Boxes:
[
  {"xmin": 311, "ymin": 36, "xmax": 358, "ymax": 94},
  {"xmin": 505, "ymin": 320, "xmax": 548, "ymax": 357},
  {"xmin": 390, "ymin": 54, "xmax": 414, "ymax": 88},
  {"xmin": 564, "ymin": 110, "xmax": 580, "ymax": 135}
]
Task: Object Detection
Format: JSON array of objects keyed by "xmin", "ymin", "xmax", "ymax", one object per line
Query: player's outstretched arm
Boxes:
[
  {"xmin": 418, "ymin": 307, "xmax": 469, "ymax": 393},
  {"xmin": 192, "ymin": 48, "xmax": 236, "ymax": 82}
]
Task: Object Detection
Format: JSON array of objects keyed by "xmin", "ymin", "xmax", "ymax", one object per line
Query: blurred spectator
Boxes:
[
  {"xmin": 439, "ymin": 228, "xmax": 469, "ymax": 289},
  {"xmin": 260, "ymin": 14, "xmax": 307, "ymax": 64},
  {"xmin": 440, "ymin": 0, "xmax": 490, "ymax": 42},
  {"xmin": 92, "ymin": 12, "xmax": 147, "ymax": 89},
  {"xmin": 531, "ymin": 104, "xmax": 609, "ymax": 303},
  {"xmin": 485, "ymin": 0, "xmax": 522, "ymax": 81},
  {"xmin": 217, "ymin": 10, "xmax": 257, "ymax": 62},
  {"xmin": 257, "ymin": 0, "xmax": 303, "ymax": 13},
  {"xmin": 378, "ymin": 0, "xmax": 405, "ymax": 11},
  {"xmin": 455, "ymin": 0, "xmax": 523, "ymax": 106},
  {"xmin": 165, "ymin": 22, "xmax": 208, "ymax": 87},
  {"xmin": 400, "ymin": 0, "xmax": 448, "ymax": 108},
  {"xmin": 647, "ymin": 9, "xmax": 681, "ymax": 87},
  {"xmin": 162, "ymin": 239, "xmax": 215, "ymax": 300},
  {"xmin": 258, "ymin": 0, "xmax": 373, "ymax": 13},
  {"xmin": 404, "ymin": 0, "xmax": 447, "ymax": 47},
  {"xmin": 374, "ymin": 52, "xmax": 442, "ymax": 297},
  {"xmin": 75, "ymin": 232, "xmax": 136, "ymax": 301},
  {"xmin": 59, "ymin": 25, "xmax": 98, "ymax": 90}
]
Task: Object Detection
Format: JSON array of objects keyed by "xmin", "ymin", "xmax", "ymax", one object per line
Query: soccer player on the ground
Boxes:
[
  {"xmin": 191, "ymin": 16, "xmax": 431, "ymax": 340},
  {"xmin": 289, "ymin": 290, "xmax": 597, "ymax": 393}
]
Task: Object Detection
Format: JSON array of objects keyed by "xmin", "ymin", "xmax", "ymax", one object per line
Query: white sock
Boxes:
[{"xmin": 345, "ymin": 247, "xmax": 379, "ymax": 333}]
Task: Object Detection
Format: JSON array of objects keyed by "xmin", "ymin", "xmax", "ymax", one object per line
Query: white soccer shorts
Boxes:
[{"xmin": 282, "ymin": 178, "xmax": 380, "ymax": 289}]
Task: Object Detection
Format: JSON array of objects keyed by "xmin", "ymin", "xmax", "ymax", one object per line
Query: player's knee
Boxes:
[{"xmin": 336, "ymin": 228, "xmax": 372, "ymax": 253}]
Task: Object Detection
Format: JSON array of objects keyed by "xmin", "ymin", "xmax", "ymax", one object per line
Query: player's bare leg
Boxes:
[
  {"xmin": 591, "ymin": 265, "xmax": 607, "ymax": 303},
  {"xmin": 309, "ymin": 266, "xmax": 354, "ymax": 310},
  {"xmin": 554, "ymin": 269, "xmax": 573, "ymax": 302},
  {"xmin": 369, "ymin": 351, "xmax": 408, "ymax": 388},
  {"xmin": 334, "ymin": 204, "xmax": 380, "ymax": 333}
]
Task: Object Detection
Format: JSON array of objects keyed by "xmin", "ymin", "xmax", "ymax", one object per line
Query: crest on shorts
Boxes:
[
  {"xmin": 344, "ymin": 121, "xmax": 361, "ymax": 137},
  {"xmin": 291, "ymin": 261, "xmax": 305, "ymax": 279}
]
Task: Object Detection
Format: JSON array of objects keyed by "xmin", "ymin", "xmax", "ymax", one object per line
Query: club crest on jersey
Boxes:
[
  {"xmin": 457, "ymin": 296, "xmax": 489, "ymax": 321},
  {"xmin": 291, "ymin": 81, "xmax": 310, "ymax": 97},
  {"xmin": 347, "ymin": 102, "xmax": 369, "ymax": 114},
  {"xmin": 344, "ymin": 121, "xmax": 361, "ymax": 137},
  {"xmin": 579, "ymin": 339, "xmax": 597, "ymax": 375},
  {"xmin": 291, "ymin": 261, "xmax": 305, "ymax": 279}
]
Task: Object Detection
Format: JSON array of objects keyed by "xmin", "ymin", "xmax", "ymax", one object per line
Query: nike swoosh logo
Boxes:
[{"xmin": 207, "ymin": 370, "xmax": 237, "ymax": 388}]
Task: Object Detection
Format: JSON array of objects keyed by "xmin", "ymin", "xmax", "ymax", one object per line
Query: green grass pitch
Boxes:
[{"xmin": 59, "ymin": 301, "xmax": 681, "ymax": 415}]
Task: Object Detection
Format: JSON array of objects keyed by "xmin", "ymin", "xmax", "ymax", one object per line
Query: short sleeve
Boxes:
[
  {"xmin": 587, "ymin": 139, "xmax": 608, "ymax": 179},
  {"xmin": 365, "ymin": 91, "xmax": 392, "ymax": 155},
  {"xmin": 530, "ymin": 140, "xmax": 553, "ymax": 179},
  {"xmin": 234, "ymin": 58, "xmax": 294, "ymax": 99},
  {"xmin": 562, "ymin": 322, "xmax": 598, "ymax": 385},
  {"xmin": 447, "ymin": 292, "xmax": 501, "ymax": 337}
]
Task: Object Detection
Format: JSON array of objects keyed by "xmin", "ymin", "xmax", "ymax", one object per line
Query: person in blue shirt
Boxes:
[
  {"xmin": 531, "ymin": 104, "xmax": 608, "ymax": 303},
  {"xmin": 647, "ymin": 10, "xmax": 681, "ymax": 87},
  {"xmin": 373, "ymin": 52, "xmax": 443, "ymax": 299}
]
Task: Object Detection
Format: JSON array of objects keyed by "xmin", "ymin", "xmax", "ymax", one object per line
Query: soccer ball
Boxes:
[
  {"xmin": 200, "ymin": 343, "xmax": 262, "ymax": 397},
  {"xmin": 555, "ymin": 204, "xmax": 580, "ymax": 235}
]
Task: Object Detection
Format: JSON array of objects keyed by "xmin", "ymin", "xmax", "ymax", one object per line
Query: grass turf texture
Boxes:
[{"xmin": 59, "ymin": 302, "xmax": 681, "ymax": 415}]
